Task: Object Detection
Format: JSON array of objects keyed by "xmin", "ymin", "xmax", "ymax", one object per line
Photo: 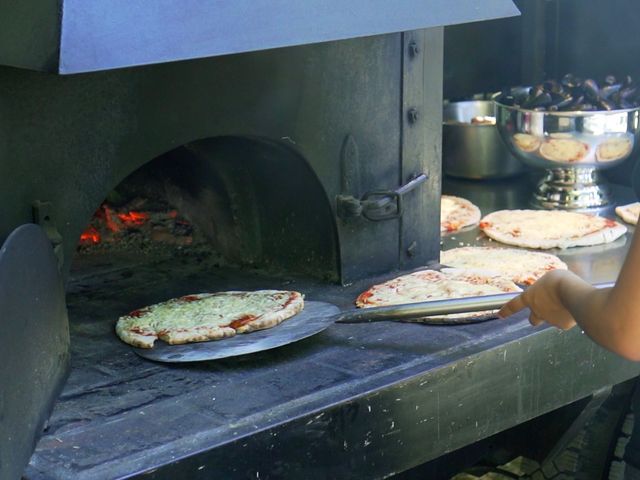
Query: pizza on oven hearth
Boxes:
[
  {"xmin": 440, "ymin": 246, "xmax": 568, "ymax": 285},
  {"xmin": 615, "ymin": 202, "xmax": 640, "ymax": 225},
  {"xmin": 116, "ymin": 290, "xmax": 304, "ymax": 348},
  {"xmin": 479, "ymin": 209, "xmax": 626, "ymax": 249},
  {"xmin": 441, "ymin": 195, "xmax": 481, "ymax": 234}
]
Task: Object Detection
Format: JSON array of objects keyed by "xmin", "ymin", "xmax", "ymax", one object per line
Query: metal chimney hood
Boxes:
[{"xmin": 0, "ymin": 0, "xmax": 519, "ymax": 74}]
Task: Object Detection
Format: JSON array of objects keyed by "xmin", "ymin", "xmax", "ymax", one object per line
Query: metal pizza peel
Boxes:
[
  {"xmin": 133, "ymin": 294, "xmax": 518, "ymax": 363},
  {"xmin": 134, "ymin": 301, "xmax": 340, "ymax": 363},
  {"xmin": 133, "ymin": 281, "xmax": 615, "ymax": 363}
]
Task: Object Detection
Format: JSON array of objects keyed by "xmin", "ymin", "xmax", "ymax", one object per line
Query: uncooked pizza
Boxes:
[
  {"xmin": 441, "ymin": 195, "xmax": 481, "ymax": 234},
  {"xmin": 440, "ymin": 246, "xmax": 568, "ymax": 285},
  {"xmin": 479, "ymin": 209, "xmax": 627, "ymax": 249},
  {"xmin": 616, "ymin": 202, "xmax": 640, "ymax": 225},
  {"xmin": 355, "ymin": 268, "xmax": 521, "ymax": 322},
  {"xmin": 116, "ymin": 290, "xmax": 304, "ymax": 348}
]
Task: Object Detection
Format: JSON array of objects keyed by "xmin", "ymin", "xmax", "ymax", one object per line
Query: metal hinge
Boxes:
[
  {"xmin": 337, "ymin": 173, "xmax": 428, "ymax": 222},
  {"xmin": 32, "ymin": 201, "xmax": 64, "ymax": 270}
]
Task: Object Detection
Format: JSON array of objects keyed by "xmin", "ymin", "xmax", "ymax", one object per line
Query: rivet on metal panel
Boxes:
[
  {"xmin": 406, "ymin": 241, "xmax": 418, "ymax": 257},
  {"xmin": 408, "ymin": 41, "xmax": 420, "ymax": 58},
  {"xmin": 407, "ymin": 108, "xmax": 419, "ymax": 124}
]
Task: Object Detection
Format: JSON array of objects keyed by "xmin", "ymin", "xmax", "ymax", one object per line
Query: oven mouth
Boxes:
[{"xmin": 71, "ymin": 136, "xmax": 340, "ymax": 283}]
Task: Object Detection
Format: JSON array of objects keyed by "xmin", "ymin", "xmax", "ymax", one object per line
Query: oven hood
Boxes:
[{"xmin": 0, "ymin": 0, "xmax": 519, "ymax": 74}]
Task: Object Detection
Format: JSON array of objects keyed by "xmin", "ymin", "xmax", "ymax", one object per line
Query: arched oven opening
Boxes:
[{"xmin": 72, "ymin": 136, "xmax": 340, "ymax": 282}]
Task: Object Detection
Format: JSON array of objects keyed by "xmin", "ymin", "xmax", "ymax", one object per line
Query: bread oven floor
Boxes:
[{"xmin": 25, "ymin": 179, "xmax": 640, "ymax": 480}]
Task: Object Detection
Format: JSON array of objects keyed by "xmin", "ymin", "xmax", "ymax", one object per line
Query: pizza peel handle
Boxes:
[
  {"xmin": 334, "ymin": 293, "xmax": 520, "ymax": 324},
  {"xmin": 334, "ymin": 281, "xmax": 615, "ymax": 324}
]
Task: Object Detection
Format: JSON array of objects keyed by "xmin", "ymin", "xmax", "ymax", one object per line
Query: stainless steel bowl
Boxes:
[
  {"xmin": 495, "ymin": 101, "xmax": 640, "ymax": 209},
  {"xmin": 443, "ymin": 100, "xmax": 525, "ymax": 179}
]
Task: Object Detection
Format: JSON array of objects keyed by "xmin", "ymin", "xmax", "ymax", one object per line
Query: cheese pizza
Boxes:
[
  {"xmin": 441, "ymin": 195, "xmax": 481, "ymax": 234},
  {"xmin": 116, "ymin": 290, "xmax": 304, "ymax": 348},
  {"xmin": 355, "ymin": 268, "xmax": 521, "ymax": 322},
  {"xmin": 479, "ymin": 209, "xmax": 626, "ymax": 249},
  {"xmin": 616, "ymin": 202, "xmax": 640, "ymax": 225},
  {"xmin": 441, "ymin": 246, "xmax": 567, "ymax": 285}
]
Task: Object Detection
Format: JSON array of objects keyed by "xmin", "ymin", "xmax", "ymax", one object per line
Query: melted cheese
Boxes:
[
  {"xmin": 440, "ymin": 195, "xmax": 481, "ymax": 232},
  {"xmin": 440, "ymin": 247, "xmax": 567, "ymax": 285},
  {"xmin": 120, "ymin": 291, "xmax": 294, "ymax": 333},
  {"xmin": 361, "ymin": 269, "xmax": 519, "ymax": 307},
  {"xmin": 482, "ymin": 210, "xmax": 609, "ymax": 240},
  {"xmin": 616, "ymin": 202, "xmax": 640, "ymax": 225}
]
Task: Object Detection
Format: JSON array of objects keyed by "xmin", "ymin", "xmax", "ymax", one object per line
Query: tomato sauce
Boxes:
[{"xmin": 229, "ymin": 315, "xmax": 258, "ymax": 329}]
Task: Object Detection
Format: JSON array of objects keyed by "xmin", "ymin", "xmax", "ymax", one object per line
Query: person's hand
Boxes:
[{"xmin": 498, "ymin": 269, "xmax": 578, "ymax": 330}]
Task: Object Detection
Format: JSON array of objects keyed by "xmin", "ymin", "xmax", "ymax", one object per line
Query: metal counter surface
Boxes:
[{"xmin": 26, "ymin": 176, "xmax": 640, "ymax": 480}]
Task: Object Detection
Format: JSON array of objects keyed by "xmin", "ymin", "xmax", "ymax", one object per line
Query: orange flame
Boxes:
[
  {"xmin": 80, "ymin": 226, "xmax": 101, "ymax": 244},
  {"xmin": 117, "ymin": 211, "xmax": 149, "ymax": 225}
]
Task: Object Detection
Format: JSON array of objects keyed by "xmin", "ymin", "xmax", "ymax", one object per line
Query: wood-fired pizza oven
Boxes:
[{"xmin": 8, "ymin": 2, "xmax": 603, "ymax": 479}]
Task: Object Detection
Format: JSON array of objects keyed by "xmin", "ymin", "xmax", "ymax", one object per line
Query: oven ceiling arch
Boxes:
[{"xmin": 0, "ymin": 0, "xmax": 519, "ymax": 74}]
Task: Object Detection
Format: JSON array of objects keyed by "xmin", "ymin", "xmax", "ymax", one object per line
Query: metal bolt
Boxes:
[
  {"xmin": 408, "ymin": 42, "xmax": 420, "ymax": 57},
  {"xmin": 406, "ymin": 241, "xmax": 417, "ymax": 257},
  {"xmin": 407, "ymin": 108, "xmax": 419, "ymax": 124}
]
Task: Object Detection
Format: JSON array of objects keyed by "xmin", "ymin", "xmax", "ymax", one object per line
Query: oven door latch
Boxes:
[{"xmin": 337, "ymin": 173, "xmax": 428, "ymax": 222}]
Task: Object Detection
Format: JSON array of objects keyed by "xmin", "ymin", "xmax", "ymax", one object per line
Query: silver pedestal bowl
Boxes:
[{"xmin": 495, "ymin": 102, "xmax": 640, "ymax": 209}]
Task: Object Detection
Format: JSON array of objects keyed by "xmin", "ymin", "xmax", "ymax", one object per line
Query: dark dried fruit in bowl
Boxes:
[
  {"xmin": 561, "ymin": 73, "xmax": 582, "ymax": 89},
  {"xmin": 523, "ymin": 92, "xmax": 552, "ymax": 109},
  {"xmin": 582, "ymin": 79, "xmax": 600, "ymax": 101},
  {"xmin": 497, "ymin": 73, "xmax": 640, "ymax": 111},
  {"xmin": 600, "ymin": 83, "xmax": 622, "ymax": 100}
]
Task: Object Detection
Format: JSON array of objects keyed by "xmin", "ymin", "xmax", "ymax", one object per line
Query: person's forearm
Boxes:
[{"xmin": 559, "ymin": 277, "xmax": 640, "ymax": 360}]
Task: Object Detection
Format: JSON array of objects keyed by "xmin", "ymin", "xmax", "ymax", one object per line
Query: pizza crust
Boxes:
[
  {"xmin": 441, "ymin": 195, "xmax": 481, "ymax": 234},
  {"xmin": 615, "ymin": 202, "xmax": 640, "ymax": 225},
  {"xmin": 116, "ymin": 290, "xmax": 304, "ymax": 348},
  {"xmin": 158, "ymin": 325, "xmax": 237, "ymax": 345},
  {"xmin": 479, "ymin": 209, "xmax": 626, "ymax": 249},
  {"xmin": 233, "ymin": 291, "xmax": 304, "ymax": 333},
  {"xmin": 356, "ymin": 268, "xmax": 521, "ymax": 322},
  {"xmin": 440, "ymin": 246, "xmax": 568, "ymax": 285}
]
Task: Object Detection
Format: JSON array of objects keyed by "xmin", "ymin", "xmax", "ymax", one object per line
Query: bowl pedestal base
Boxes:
[{"xmin": 532, "ymin": 167, "xmax": 612, "ymax": 210}]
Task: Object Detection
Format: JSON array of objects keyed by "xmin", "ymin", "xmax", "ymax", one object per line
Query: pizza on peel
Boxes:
[
  {"xmin": 355, "ymin": 268, "xmax": 521, "ymax": 322},
  {"xmin": 116, "ymin": 290, "xmax": 304, "ymax": 348}
]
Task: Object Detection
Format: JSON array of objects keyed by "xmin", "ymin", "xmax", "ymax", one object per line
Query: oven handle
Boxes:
[{"xmin": 334, "ymin": 281, "xmax": 615, "ymax": 323}]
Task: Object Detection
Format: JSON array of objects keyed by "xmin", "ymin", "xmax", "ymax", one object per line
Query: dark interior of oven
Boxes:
[{"xmin": 72, "ymin": 137, "xmax": 339, "ymax": 282}]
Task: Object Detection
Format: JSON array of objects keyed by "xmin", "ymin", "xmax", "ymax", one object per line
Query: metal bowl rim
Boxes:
[{"xmin": 494, "ymin": 100, "xmax": 640, "ymax": 117}]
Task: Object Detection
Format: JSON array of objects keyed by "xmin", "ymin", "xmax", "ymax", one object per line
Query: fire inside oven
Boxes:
[{"xmin": 73, "ymin": 139, "xmax": 339, "ymax": 281}]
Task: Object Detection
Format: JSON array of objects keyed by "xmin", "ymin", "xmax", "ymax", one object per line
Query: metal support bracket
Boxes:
[
  {"xmin": 32, "ymin": 201, "xmax": 64, "ymax": 270},
  {"xmin": 337, "ymin": 173, "xmax": 428, "ymax": 222},
  {"xmin": 540, "ymin": 385, "xmax": 613, "ymax": 468}
]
